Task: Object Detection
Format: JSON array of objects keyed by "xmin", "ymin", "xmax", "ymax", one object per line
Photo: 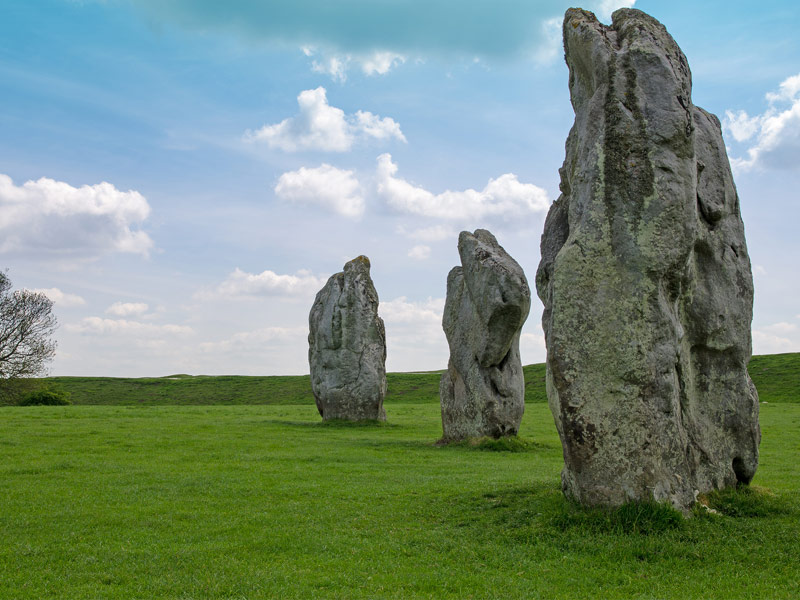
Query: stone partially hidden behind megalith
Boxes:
[
  {"xmin": 440, "ymin": 229, "xmax": 531, "ymax": 441},
  {"xmin": 309, "ymin": 256, "xmax": 387, "ymax": 421},
  {"xmin": 535, "ymin": 8, "xmax": 760, "ymax": 511}
]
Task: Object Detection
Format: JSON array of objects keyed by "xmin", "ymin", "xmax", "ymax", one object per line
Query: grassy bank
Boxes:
[
  {"xmin": 26, "ymin": 353, "xmax": 797, "ymax": 406},
  {"xmin": 1, "ymin": 402, "xmax": 798, "ymax": 598}
]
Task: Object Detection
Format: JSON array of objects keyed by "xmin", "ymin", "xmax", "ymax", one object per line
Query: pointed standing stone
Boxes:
[
  {"xmin": 536, "ymin": 8, "xmax": 759, "ymax": 511},
  {"xmin": 308, "ymin": 256, "xmax": 387, "ymax": 421},
  {"xmin": 440, "ymin": 229, "xmax": 531, "ymax": 441}
]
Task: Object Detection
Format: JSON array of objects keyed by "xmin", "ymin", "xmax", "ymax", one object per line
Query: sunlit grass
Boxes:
[{"xmin": 1, "ymin": 402, "xmax": 798, "ymax": 599}]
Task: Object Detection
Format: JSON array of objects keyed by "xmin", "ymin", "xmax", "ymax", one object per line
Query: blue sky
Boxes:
[{"xmin": 1, "ymin": 0, "xmax": 798, "ymax": 376}]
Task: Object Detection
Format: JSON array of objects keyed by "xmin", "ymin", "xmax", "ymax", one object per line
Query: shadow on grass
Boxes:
[
  {"xmin": 436, "ymin": 435, "xmax": 556, "ymax": 453},
  {"xmin": 455, "ymin": 484, "xmax": 684, "ymax": 538},
  {"xmin": 259, "ymin": 418, "xmax": 399, "ymax": 429},
  {"xmin": 455, "ymin": 483, "xmax": 797, "ymax": 544},
  {"xmin": 551, "ymin": 499, "xmax": 684, "ymax": 535}
]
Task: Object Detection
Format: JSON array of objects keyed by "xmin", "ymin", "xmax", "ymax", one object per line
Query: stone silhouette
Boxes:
[
  {"xmin": 536, "ymin": 8, "xmax": 760, "ymax": 511},
  {"xmin": 308, "ymin": 256, "xmax": 387, "ymax": 421},
  {"xmin": 440, "ymin": 229, "xmax": 531, "ymax": 441}
]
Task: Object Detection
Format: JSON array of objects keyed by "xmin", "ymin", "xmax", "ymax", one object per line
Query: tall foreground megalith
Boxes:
[
  {"xmin": 440, "ymin": 229, "xmax": 531, "ymax": 441},
  {"xmin": 309, "ymin": 256, "xmax": 387, "ymax": 421},
  {"xmin": 536, "ymin": 8, "xmax": 760, "ymax": 510}
]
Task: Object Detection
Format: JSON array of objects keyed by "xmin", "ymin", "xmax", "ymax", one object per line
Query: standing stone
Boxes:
[
  {"xmin": 440, "ymin": 229, "xmax": 531, "ymax": 441},
  {"xmin": 309, "ymin": 256, "xmax": 387, "ymax": 421},
  {"xmin": 536, "ymin": 8, "xmax": 760, "ymax": 511}
]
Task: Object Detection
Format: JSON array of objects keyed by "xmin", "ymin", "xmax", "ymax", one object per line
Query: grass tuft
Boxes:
[
  {"xmin": 699, "ymin": 485, "xmax": 791, "ymax": 518},
  {"xmin": 551, "ymin": 500, "xmax": 685, "ymax": 535},
  {"xmin": 437, "ymin": 435, "xmax": 540, "ymax": 452}
]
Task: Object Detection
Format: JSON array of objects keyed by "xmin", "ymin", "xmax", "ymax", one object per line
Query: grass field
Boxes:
[
  {"xmin": 21, "ymin": 353, "xmax": 796, "ymax": 408},
  {"xmin": 21, "ymin": 363, "xmax": 548, "ymax": 407},
  {"xmin": 1, "ymin": 354, "xmax": 798, "ymax": 598}
]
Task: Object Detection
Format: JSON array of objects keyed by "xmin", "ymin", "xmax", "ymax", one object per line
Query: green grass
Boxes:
[
  {"xmin": 17, "ymin": 352, "xmax": 794, "ymax": 407},
  {"xmin": 748, "ymin": 353, "xmax": 800, "ymax": 403},
  {"xmin": 1, "ymin": 402, "xmax": 799, "ymax": 599},
  {"xmin": 1, "ymin": 352, "xmax": 797, "ymax": 597}
]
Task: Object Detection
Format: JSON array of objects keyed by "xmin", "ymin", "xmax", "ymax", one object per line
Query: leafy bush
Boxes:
[{"xmin": 19, "ymin": 389, "xmax": 71, "ymax": 406}]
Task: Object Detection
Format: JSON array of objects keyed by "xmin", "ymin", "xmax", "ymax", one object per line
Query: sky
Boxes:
[{"xmin": 1, "ymin": 0, "xmax": 799, "ymax": 377}]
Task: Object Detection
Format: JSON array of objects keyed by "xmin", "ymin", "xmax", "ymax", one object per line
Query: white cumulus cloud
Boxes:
[
  {"xmin": 380, "ymin": 296, "xmax": 447, "ymax": 372},
  {"xmin": 724, "ymin": 110, "xmax": 761, "ymax": 142},
  {"xmin": 106, "ymin": 302, "xmax": 149, "ymax": 317},
  {"xmin": 397, "ymin": 224, "xmax": 457, "ymax": 242},
  {"xmin": 302, "ymin": 49, "xmax": 406, "ymax": 80},
  {"xmin": 520, "ymin": 327, "xmax": 547, "ymax": 365},
  {"xmin": 66, "ymin": 317, "xmax": 193, "ymax": 336},
  {"xmin": 380, "ymin": 296, "xmax": 444, "ymax": 325},
  {"xmin": 594, "ymin": 0, "xmax": 637, "ymax": 21},
  {"xmin": 245, "ymin": 87, "xmax": 405, "ymax": 152},
  {"xmin": 27, "ymin": 287, "xmax": 86, "ymax": 307},
  {"xmin": 375, "ymin": 153, "xmax": 551, "ymax": 222},
  {"xmin": 724, "ymin": 72, "xmax": 800, "ymax": 171},
  {"xmin": 275, "ymin": 164, "xmax": 364, "ymax": 218},
  {"xmin": 407, "ymin": 245, "xmax": 431, "ymax": 260},
  {"xmin": 0, "ymin": 174, "xmax": 153, "ymax": 258},
  {"xmin": 199, "ymin": 268, "xmax": 326, "ymax": 300},
  {"xmin": 533, "ymin": 17, "xmax": 563, "ymax": 65}
]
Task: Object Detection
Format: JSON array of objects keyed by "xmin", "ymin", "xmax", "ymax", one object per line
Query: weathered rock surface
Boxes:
[
  {"xmin": 309, "ymin": 256, "xmax": 387, "ymax": 421},
  {"xmin": 536, "ymin": 8, "xmax": 760, "ymax": 511},
  {"xmin": 440, "ymin": 229, "xmax": 531, "ymax": 441}
]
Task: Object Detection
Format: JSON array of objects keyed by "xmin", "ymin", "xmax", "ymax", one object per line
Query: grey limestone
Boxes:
[
  {"xmin": 440, "ymin": 229, "xmax": 531, "ymax": 441},
  {"xmin": 536, "ymin": 8, "xmax": 760, "ymax": 511},
  {"xmin": 309, "ymin": 255, "xmax": 387, "ymax": 421}
]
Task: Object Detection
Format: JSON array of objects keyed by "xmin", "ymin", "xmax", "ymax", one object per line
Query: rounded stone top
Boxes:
[{"xmin": 344, "ymin": 255, "xmax": 371, "ymax": 273}]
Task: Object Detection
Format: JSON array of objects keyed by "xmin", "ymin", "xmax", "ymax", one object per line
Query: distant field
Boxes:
[
  {"xmin": 748, "ymin": 353, "xmax": 800, "ymax": 403},
  {"xmin": 25, "ymin": 363, "xmax": 548, "ymax": 407},
  {"xmin": 20, "ymin": 353, "xmax": 797, "ymax": 406}
]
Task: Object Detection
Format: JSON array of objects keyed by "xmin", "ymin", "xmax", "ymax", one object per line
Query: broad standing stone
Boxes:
[
  {"xmin": 309, "ymin": 256, "xmax": 387, "ymax": 421},
  {"xmin": 440, "ymin": 229, "xmax": 531, "ymax": 441},
  {"xmin": 536, "ymin": 8, "xmax": 760, "ymax": 511}
]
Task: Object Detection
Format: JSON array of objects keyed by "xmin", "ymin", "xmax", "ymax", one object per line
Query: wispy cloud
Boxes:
[
  {"xmin": 66, "ymin": 317, "xmax": 192, "ymax": 336},
  {"xmin": 129, "ymin": 0, "xmax": 588, "ymax": 63},
  {"xmin": 106, "ymin": 302, "xmax": 149, "ymax": 317},
  {"xmin": 197, "ymin": 268, "xmax": 326, "ymax": 300},
  {"xmin": 397, "ymin": 224, "xmax": 458, "ymax": 243},
  {"xmin": 199, "ymin": 326, "xmax": 307, "ymax": 354},
  {"xmin": 26, "ymin": 287, "xmax": 86, "ymax": 307},
  {"xmin": 303, "ymin": 49, "xmax": 406, "ymax": 81},
  {"xmin": 752, "ymin": 320, "xmax": 800, "ymax": 355},
  {"xmin": 407, "ymin": 245, "xmax": 431, "ymax": 260}
]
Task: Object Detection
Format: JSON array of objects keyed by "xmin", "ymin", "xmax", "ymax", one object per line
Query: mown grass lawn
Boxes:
[{"xmin": 1, "ymin": 402, "xmax": 798, "ymax": 599}]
